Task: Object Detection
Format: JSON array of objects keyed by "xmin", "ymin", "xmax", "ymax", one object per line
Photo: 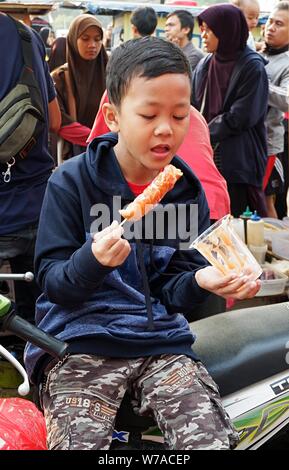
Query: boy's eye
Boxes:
[
  {"xmin": 174, "ymin": 115, "xmax": 188, "ymax": 121},
  {"xmin": 139, "ymin": 114, "xmax": 155, "ymax": 120}
]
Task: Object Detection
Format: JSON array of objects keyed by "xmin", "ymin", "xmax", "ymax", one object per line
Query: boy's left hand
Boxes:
[{"xmin": 195, "ymin": 266, "xmax": 261, "ymax": 300}]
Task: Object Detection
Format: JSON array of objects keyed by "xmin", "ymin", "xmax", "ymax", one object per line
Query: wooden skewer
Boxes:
[{"xmin": 119, "ymin": 219, "xmax": 126, "ymax": 227}]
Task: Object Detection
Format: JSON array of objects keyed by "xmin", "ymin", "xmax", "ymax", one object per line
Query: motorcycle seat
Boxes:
[
  {"xmin": 191, "ymin": 301, "xmax": 289, "ymax": 396},
  {"xmin": 113, "ymin": 302, "xmax": 289, "ymax": 438}
]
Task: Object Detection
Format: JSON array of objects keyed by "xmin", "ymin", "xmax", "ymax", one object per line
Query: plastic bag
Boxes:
[{"xmin": 0, "ymin": 398, "xmax": 47, "ymax": 450}]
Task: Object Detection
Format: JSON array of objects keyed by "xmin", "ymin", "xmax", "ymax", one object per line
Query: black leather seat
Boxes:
[
  {"xmin": 192, "ymin": 302, "xmax": 289, "ymax": 396},
  {"xmin": 114, "ymin": 302, "xmax": 289, "ymax": 437}
]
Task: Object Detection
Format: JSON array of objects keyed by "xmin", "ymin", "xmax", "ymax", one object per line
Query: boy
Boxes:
[{"xmin": 25, "ymin": 37, "xmax": 259, "ymax": 450}]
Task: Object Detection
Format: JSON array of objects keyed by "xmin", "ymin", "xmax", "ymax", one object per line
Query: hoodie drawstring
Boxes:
[{"xmin": 135, "ymin": 238, "xmax": 155, "ymax": 331}]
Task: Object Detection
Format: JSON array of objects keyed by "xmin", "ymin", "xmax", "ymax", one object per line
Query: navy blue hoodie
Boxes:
[{"xmin": 24, "ymin": 133, "xmax": 210, "ymax": 382}]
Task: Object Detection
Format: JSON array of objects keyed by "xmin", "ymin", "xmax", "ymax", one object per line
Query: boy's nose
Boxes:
[{"xmin": 154, "ymin": 122, "xmax": 173, "ymax": 135}]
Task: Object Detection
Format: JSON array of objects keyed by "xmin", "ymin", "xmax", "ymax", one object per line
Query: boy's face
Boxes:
[
  {"xmin": 243, "ymin": 5, "xmax": 259, "ymax": 32},
  {"xmin": 103, "ymin": 73, "xmax": 191, "ymax": 181}
]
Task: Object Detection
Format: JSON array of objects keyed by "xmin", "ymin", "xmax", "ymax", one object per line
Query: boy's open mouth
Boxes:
[{"xmin": 151, "ymin": 144, "xmax": 171, "ymax": 155}]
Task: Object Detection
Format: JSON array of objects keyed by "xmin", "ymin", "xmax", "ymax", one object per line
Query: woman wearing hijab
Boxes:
[
  {"xmin": 192, "ymin": 3, "xmax": 268, "ymax": 217},
  {"xmin": 51, "ymin": 14, "xmax": 108, "ymax": 159}
]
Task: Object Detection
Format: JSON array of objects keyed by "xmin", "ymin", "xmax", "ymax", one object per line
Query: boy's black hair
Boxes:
[
  {"xmin": 167, "ymin": 10, "xmax": 195, "ymax": 40},
  {"xmin": 106, "ymin": 36, "xmax": 192, "ymax": 108},
  {"xmin": 130, "ymin": 6, "xmax": 158, "ymax": 36}
]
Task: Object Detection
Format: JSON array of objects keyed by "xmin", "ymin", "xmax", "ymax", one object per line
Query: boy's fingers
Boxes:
[
  {"xmin": 107, "ymin": 238, "xmax": 130, "ymax": 256},
  {"xmin": 109, "ymin": 240, "xmax": 131, "ymax": 264},
  {"xmin": 94, "ymin": 226, "xmax": 124, "ymax": 248},
  {"xmin": 93, "ymin": 221, "xmax": 121, "ymax": 241},
  {"xmin": 102, "ymin": 226, "xmax": 124, "ymax": 242},
  {"xmin": 215, "ymin": 275, "xmax": 254, "ymax": 296},
  {"xmin": 235, "ymin": 280, "xmax": 260, "ymax": 299},
  {"xmin": 99, "ymin": 239, "xmax": 131, "ymax": 267},
  {"xmin": 212, "ymin": 273, "xmax": 238, "ymax": 290}
]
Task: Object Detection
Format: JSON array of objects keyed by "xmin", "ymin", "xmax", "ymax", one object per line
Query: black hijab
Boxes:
[{"xmin": 197, "ymin": 4, "xmax": 248, "ymax": 122}]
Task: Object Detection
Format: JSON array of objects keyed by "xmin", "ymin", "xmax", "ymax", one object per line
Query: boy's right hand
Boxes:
[{"xmin": 91, "ymin": 221, "xmax": 131, "ymax": 267}]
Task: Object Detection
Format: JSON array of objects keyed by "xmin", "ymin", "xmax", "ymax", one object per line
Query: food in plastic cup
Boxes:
[{"xmin": 190, "ymin": 215, "xmax": 262, "ymax": 280}]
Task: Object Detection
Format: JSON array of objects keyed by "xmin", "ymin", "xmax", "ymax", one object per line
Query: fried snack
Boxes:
[{"xmin": 119, "ymin": 164, "xmax": 183, "ymax": 222}]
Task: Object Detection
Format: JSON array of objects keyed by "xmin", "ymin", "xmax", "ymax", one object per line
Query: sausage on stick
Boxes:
[{"xmin": 119, "ymin": 164, "xmax": 183, "ymax": 223}]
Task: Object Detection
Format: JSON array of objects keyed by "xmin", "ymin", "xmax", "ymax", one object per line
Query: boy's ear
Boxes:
[{"xmin": 102, "ymin": 102, "xmax": 120, "ymax": 132}]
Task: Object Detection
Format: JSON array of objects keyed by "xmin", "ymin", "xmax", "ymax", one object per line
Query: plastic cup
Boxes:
[{"xmin": 190, "ymin": 215, "xmax": 262, "ymax": 280}]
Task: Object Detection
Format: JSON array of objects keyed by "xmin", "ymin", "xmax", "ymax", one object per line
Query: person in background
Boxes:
[
  {"xmin": 47, "ymin": 36, "xmax": 67, "ymax": 164},
  {"xmin": 191, "ymin": 3, "xmax": 268, "ymax": 217},
  {"xmin": 231, "ymin": 0, "xmax": 260, "ymax": 50},
  {"xmin": 51, "ymin": 14, "xmax": 108, "ymax": 160},
  {"xmin": 275, "ymin": 112, "xmax": 289, "ymax": 218},
  {"xmin": 30, "ymin": 15, "xmax": 53, "ymax": 34},
  {"xmin": 39, "ymin": 26, "xmax": 54, "ymax": 59},
  {"xmin": 103, "ymin": 23, "xmax": 113, "ymax": 52},
  {"xmin": 165, "ymin": 9, "xmax": 204, "ymax": 72},
  {"xmin": 48, "ymin": 36, "xmax": 67, "ymax": 72},
  {"xmin": 130, "ymin": 6, "xmax": 158, "ymax": 37},
  {"xmin": 260, "ymin": 1, "xmax": 289, "ymax": 218},
  {"xmin": 0, "ymin": 13, "xmax": 61, "ymax": 323}
]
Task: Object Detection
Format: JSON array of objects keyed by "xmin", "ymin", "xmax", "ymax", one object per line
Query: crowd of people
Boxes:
[
  {"xmin": 39, "ymin": 2, "xmax": 288, "ymax": 222},
  {"xmin": 0, "ymin": 1, "xmax": 288, "ymax": 451}
]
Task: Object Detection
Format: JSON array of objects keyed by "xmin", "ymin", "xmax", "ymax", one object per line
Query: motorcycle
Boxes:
[{"xmin": 0, "ymin": 290, "xmax": 289, "ymax": 450}]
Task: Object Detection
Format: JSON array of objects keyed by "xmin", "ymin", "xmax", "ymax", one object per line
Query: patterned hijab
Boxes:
[
  {"xmin": 67, "ymin": 14, "xmax": 108, "ymax": 127},
  {"xmin": 197, "ymin": 4, "xmax": 248, "ymax": 122}
]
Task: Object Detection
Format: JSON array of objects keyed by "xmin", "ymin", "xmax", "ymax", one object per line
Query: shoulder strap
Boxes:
[
  {"xmin": 64, "ymin": 70, "xmax": 77, "ymax": 122},
  {"xmin": 8, "ymin": 15, "xmax": 33, "ymax": 69},
  {"xmin": 7, "ymin": 15, "xmax": 44, "ymax": 116}
]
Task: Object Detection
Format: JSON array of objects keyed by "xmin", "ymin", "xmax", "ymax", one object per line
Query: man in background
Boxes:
[
  {"xmin": 165, "ymin": 9, "xmax": 204, "ymax": 72},
  {"xmin": 261, "ymin": 1, "xmax": 289, "ymax": 218},
  {"xmin": 0, "ymin": 13, "xmax": 60, "ymax": 323},
  {"xmin": 130, "ymin": 6, "xmax": 158, "ymax": 37}
]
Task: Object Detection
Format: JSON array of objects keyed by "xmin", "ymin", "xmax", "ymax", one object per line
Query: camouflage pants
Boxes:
[{"xmin": 41, "ymin": 354, "xmax": 239, "ymax": 450}]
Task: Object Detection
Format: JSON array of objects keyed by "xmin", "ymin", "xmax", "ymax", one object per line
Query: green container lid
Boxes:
[{"xmin": 241, "ymin": 206, "xmax": 253, "ymax": 217}]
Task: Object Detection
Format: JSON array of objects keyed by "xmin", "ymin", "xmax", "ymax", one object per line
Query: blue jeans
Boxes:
[{"xmin": 0, "ymin": 224, "xmax": 41, "ymax": 322}]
